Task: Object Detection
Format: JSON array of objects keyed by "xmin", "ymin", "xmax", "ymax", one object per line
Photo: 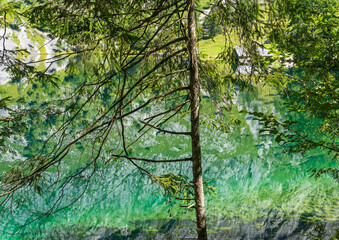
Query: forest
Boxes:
[{"xmin": 0, "ymin": 0, "xmax": 338, "ymax": 239}]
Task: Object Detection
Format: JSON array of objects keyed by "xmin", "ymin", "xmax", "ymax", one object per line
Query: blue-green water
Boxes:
[{"xmin": 0, "ymin": 80, "xmax": 338, "ymax": 239}]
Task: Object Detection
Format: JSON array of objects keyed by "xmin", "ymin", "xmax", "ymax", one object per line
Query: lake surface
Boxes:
[{"xmin": 0, "ymin": 78, "xmax": 338, "ymax": 240}]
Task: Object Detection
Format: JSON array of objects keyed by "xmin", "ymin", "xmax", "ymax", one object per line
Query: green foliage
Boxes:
[
  {"xmin": 271, "ymin": 0, "xmax": 338, "ymax": 75},
  {"xmin": 0, "ymin": 97, "xmax": 39, "ymax": 155},
  {"xmin": 284, "ymin": 76, "xmax": 339, "ymax": 136},
  {"xmin": 153, "ymin": 174, "xmax": 216, "ymax": 202},
  {"xmin": 308, "ymin": 168, "xmax": 339, "ymax": 181},
  {"xmin": 247, "ymin": 0, "xmax": 339, "ymax": 181},
  {"xmin": 201, "ymin": 9, "xmax": 222, "ymax": 39},
  {"xmin": 241, "ymin": 109, "xmax": 338, "ymax": 181}
]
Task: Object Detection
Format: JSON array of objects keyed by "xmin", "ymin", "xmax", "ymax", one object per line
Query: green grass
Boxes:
[
  {"xmin": 198, "ymin": 34, "xmax": 228, "ymax": 59},
  {"xmin": 198, "ymin": 32, "xmax": 240, "ymax": 59}
]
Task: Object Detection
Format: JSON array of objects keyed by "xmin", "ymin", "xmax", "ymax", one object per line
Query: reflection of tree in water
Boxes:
[{"xmin": 0, "ymin": 82, "xmax": 338, "ymax": 239}]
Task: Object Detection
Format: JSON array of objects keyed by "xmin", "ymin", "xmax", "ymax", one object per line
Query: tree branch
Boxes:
[{"xmin": 111, "ymin": 154, "xmax": 192, "ymax": 163}]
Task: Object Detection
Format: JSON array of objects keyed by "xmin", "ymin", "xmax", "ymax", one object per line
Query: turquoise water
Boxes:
[{"xmin": 0, "ymin": 80, "xmax": 338, "ymax": 239}]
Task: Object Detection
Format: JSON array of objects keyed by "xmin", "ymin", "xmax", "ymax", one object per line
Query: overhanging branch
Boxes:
[
  {"xmin": 140, "ymin": 120, "xmax": 191, "ymax": 136},
  {"xmin": 111, "ymin": 154, "xmax": 192, "ymax": 163}
]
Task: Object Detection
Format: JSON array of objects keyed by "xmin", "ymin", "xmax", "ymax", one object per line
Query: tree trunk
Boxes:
[{"xmin": 187, "ymin": 0, "xmax": 207, "ymax": 239}]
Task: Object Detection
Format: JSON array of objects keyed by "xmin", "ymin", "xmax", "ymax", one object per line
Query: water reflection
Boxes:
[{"xmin": 0, "ymin": 82, "xmax": 338, "ymax": 239}]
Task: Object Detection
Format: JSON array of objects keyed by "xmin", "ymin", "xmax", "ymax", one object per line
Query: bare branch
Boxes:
[
  {"xmin": 111, "ymin": 154, "xmax": 192, "ymax": 163},
  {"xmin": 140, "ymin": 120, "xmax": 191, "ymax": 136}
]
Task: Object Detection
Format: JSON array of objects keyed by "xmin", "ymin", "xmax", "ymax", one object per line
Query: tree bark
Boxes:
[{"xmin": 187, "ymin": 0, "xmax": 207, "ymax": 239}]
